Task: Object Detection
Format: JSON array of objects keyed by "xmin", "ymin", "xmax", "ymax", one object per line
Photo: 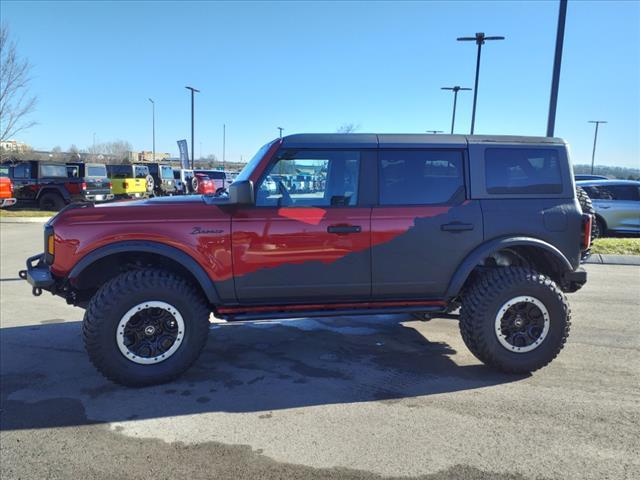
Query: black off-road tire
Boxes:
[
  {"xmin": 82, "ymin": 269, "xmax": 210, "ymax": 387},
  {"xmin": 460, "ymin": 267, "xmax": 571, "ymax": 374},
  {"xmin": 594, "ymin": 216, "xmax": 606, "ymax": 238},
  {"xmin": 576, "ymin": 186, "xmax": 597, "ymax": 240},
  {"xmin": 38, "ymin": 192, "xmax": 65, "ymax": 211}
]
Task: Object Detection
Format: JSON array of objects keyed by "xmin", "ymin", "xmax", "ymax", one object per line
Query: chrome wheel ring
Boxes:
[
  {"xmin": 495, "ymin": 296, "xmax": 550, "ymax": 353},
  {"xmin": 116, "ymin": 301, "xmax": 185, "ymax": 365}
]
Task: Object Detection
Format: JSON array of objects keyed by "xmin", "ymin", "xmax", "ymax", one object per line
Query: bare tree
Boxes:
[
  {"xmin": 336, "ymin": 123, "xmax": 360, "ymax": 133},
  {"xmin": 0, "ymin": 25, "xmax": 37, "ymax": 142}
]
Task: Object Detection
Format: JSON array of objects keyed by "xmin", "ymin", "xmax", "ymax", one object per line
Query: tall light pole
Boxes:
[
  {"xmin": 185, "ymin": 86, "xmax": 200, "ymax": 169},
  {"xmin": 425, "ymin": 130, "xmax": 444, "ymax": 134},
  {"xmin": 277, "ymin": 126, "xmax": 284, "ymax": 138},
  {"xmin": 441, "ymin": 86, "xmax": 472, "ymax": 134},
  {"xmin": 148, "ymin": 98, "xmax": 155, "ymax": 162},
  {"xmin": 588, "ymin": 120, "xmax": 607, "ymax": 174},
  {"xmin": 546, "ymin": 0, "xmax": 568, "ymax": 137},
  {"xmin": 457, "ymin": 32, "xmax": 505, "ymax": 134}
]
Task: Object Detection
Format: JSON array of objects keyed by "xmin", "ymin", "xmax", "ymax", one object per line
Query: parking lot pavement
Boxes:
[{"xmin": 1, "ymin": 223, "xmax": 639, "ymax": 480}]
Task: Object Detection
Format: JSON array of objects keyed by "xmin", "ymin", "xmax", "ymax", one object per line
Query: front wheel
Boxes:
[
  {"xmin": 82, "ymin": 269, "xmax": 210, "ymax": 387},
  {"xmin": 460, "ymin": 267, "xmax": 570, "ymax": 374}
]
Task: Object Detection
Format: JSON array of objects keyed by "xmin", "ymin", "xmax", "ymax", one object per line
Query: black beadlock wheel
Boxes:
[
  {"xmin": 460, "ymin": 267, "xmax": 570, "ymax": 374},
  {"xmin": 82, "ymin": 269, "xmax": 210, "ymax": 387}
]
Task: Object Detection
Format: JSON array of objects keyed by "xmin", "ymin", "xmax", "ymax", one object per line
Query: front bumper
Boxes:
[{"xmin": 18, "ymin": 254, "xmax": 56, "ymax": 296}]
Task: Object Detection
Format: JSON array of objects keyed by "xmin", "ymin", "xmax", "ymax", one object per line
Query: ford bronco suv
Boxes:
[{"xmin": 20, "ymin": 134, "xmax": 591, "ymax": 387}]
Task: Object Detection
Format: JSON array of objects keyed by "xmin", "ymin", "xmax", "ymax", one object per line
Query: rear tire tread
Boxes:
[{"xmin": 460, "ymin": 267, "xmax": 571, "ymax": 373}]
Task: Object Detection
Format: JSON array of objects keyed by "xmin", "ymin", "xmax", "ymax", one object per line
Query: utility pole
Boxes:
[
  {"xmin": 277, "ymin": 126, "xmax": 284, "ymax": 138},
  {"xmin": 547, "ymin": 0, "xmax": 568, "ymax": 137},
  {"xmin": 222, "ymin": 124, "xmax": 226, "ymax": 171},
  {"xmin": 185, "ymin": 86, "xmax": 200, "ymax": 169},
  {"xmin": 148, "ymin": 98, "xmax": 155, "ymax": 161},
  {"xmin": 457, "ymin": 32, "xmax": 505, "ymax": 134},
  {"xmin": 441, "ymin": 86, "xmax": 472, "ymax": 134},
  {"xmin": 588, "ymin": 120, "xmax": 607, "ymax": 174}
]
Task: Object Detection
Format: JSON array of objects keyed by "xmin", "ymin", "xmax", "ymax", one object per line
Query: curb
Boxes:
[
  {"xmin": 0, "ymin": 217, "xmax": 51, "ymax": 224},
  {"xmin": 585, "ymin": 254, "xmax": 640, "ymax": 266}
]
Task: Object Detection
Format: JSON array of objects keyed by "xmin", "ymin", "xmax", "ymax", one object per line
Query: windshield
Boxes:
[
  {"xmin": 87, "ymin": 165, "xmax": 107, "ymax": 177},
  {"xmin": 235, "ymin": 140, "xmax": 277, "ymax": 183},
  {"xmin": 161, "ymin": 165, "xmax": 174, "ymax": 179},
  {"xmin": 0, "ymin": 166, "xmax": 8, "ymax": 178},
  {"xmin": 40, "ymin": 164, "xmax": 68, "ymax": 178}
]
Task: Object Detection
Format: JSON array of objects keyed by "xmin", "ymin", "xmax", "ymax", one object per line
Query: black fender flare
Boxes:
[
  {"xmin": 36, "ymin": 185, "xmax": 71, "ymax": 202},
  {"xmin": 68, "ymin": 240, "xmax": 221, "ymax": 305},
  {"xmin": 445, "ymin": 236, "xmax": 574, "ymax": 298}
]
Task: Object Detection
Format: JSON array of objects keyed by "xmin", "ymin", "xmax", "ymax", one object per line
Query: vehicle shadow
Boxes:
[{"xmin": 1, "ymin": 315, "xmax": 528, "ymax": 431}]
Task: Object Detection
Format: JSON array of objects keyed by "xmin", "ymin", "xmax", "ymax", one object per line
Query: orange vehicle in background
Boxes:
[{"xmin": 0, "ymin": 166, "xmax": 17, "ymax": 208}]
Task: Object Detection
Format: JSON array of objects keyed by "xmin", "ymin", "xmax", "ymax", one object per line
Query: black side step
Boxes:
[{"xmin": 220, "ymin": 305, "xmax": 446, "ymax": 322}]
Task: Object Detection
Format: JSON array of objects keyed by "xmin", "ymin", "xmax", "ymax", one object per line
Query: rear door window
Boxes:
[
  {"xmin": 40, "ymin": 164, "xmax": 68, "ymax": 178},
  {"xmin": 378, "ymin": 150, "xmax": 464, "ymax": 205},
  {"xmin": 485, "ymin": 148, "xmax": 562, "ymax": 194}
]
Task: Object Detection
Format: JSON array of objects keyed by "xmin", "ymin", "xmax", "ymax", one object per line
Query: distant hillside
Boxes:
[{"xmin": 574, "ymin": 164, "xmax": 640, "ymax": 180}]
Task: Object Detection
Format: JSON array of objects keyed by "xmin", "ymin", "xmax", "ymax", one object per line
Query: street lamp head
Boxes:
[
  {"xmin": 457, "ymin": 32, "xmax": 504, "ymax": 45},
  {"xmin": 442, "ymin": 86, "xmax": 472, "ymax": 92},
  {"xmin": 588, "ymin": 120, "xmax": 608, "ymax": 124},
  {"xmin": 148, "ymin": 98, "xmax": 154, "ymax": 104},
  {"xmin": 185, "ymin": 86, "xmax": 200, "ymax": 93}
]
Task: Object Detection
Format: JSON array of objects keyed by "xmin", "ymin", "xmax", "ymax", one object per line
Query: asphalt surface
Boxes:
[{"xmin": 1, "ymin": 222, "xmax": 639, "ymax": 480}]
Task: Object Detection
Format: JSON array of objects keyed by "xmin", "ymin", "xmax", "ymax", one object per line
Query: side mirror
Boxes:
[{"xmin": 228, "ymin": 180, "xmax": 254, "ymax": 205}]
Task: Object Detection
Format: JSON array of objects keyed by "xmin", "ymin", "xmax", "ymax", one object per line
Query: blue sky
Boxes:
[{"xmin": 2, "ymin": 0, "xmax": 639, "ymax": 167}]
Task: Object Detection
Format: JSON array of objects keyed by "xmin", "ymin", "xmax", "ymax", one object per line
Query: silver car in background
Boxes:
[{"xmin": 576, "ymin": 179, "xmax": 640, "ymax": 236}]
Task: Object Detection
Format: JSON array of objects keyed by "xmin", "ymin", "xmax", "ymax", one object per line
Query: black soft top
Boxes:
[{"xmin": 280, "ymin": 133, "xmax": 566, "ymax": 149}]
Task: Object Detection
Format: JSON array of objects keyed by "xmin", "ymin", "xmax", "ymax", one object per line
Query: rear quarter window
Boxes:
[{"xmin": 485, "ymin": 148, "xmax": 562, "ymax": 194}]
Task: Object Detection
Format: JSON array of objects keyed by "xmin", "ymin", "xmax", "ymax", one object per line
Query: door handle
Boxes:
[
  {"xmin": 441, "ymin": 222, "xmax": 474, "ymax": 232},
  {"xmin": 327, "ymin": 225, "xmax": 362, "ymax": 234}
]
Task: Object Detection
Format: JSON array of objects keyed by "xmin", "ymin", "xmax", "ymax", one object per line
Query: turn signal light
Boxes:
[
  {"xmin": 81, "ymin": 182, "xmax": 87, "ymax": 191},
  {"xmin": 47, "ymin": 234, "xmax": 55, "ymax": 256}
]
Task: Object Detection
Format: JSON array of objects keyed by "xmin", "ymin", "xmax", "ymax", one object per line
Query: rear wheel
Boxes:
[
  {"xmin": 38, "ymin": 192, "xmax": 65, "ymax": 211},
  {"xmin": 460, "ymin": 267, "xmax": 570, "ymax": 374},
  {"xmin": 82, "ymin": 269, "xmax": 210, "ymax": 387}
]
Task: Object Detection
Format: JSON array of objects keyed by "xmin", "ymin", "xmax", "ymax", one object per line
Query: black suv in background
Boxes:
[
  {"xmin": 66, "ymin": 162, "xmax": 114, "ymax": 202},
  {"xmin": 147, "ymin": 163, "xmax": 177, "ymax": 196},
  {"xmin": 3, "ymin": 160, "xmax": 83, "ymax": 210}
]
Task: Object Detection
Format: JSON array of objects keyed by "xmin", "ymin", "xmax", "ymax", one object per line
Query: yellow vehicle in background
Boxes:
[{"xmin": 106, "ymin": 164, "xmax": 150, "ymax": 199}]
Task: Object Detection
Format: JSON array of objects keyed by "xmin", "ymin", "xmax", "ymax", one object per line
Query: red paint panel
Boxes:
[
  {"xmin": 50, "ymin": 202, "xmax": 233, "ymax": 288},
  {"xmin": 231, "ymin": 207, "xmax": 370, "ymax": 277}
]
